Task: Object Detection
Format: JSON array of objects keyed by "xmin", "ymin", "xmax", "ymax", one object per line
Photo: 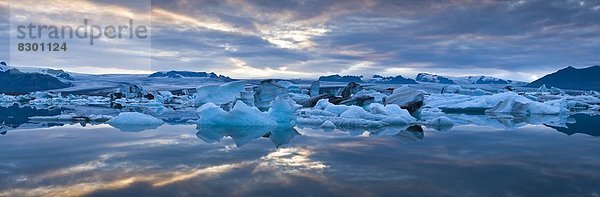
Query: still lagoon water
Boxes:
[{"xmin": 1, "ymin": 118, "xmax": 599, "ymax": 196}]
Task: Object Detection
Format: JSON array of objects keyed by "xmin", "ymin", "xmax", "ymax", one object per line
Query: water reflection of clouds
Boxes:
[{"xmin": 1, "ymin": 119, "xmax": 599, "ymax": 196}]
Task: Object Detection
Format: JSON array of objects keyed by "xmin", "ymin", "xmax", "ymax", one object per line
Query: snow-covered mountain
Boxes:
[
  {"xmin": 416, "ymin": 73, "xmax": 525, "ymax": 85},
  {"xmin": 148, "ymin": 71, "xmax": 233, "ymax": 81},
  {"xmin": 0, "ymin": 62, "xmax": 71, "ymax": 94},
  {"xmin": 415, "ymin": 73, "xmax": 456, "ymax": 84},
  {"xmin": 318, "ymin": 74, "xmax": 418, "ymax": 84},
  {"xmin": 527, "ymin": 66, "xmax": 600, "ymax": 91},
  {"xmin": 15, "ymin": 67, "xmax": 74, "ymax": 80},
  {"xmin": 367, "ymin": 75, "xmax": 418, "ymax": 84},
  {"xmin": 318, "ymin": 75, "xmax": 363, "ymax": 83},
  {"xmin": 0, "ymin": 62, "xmax": 12, "ymax": 72}
]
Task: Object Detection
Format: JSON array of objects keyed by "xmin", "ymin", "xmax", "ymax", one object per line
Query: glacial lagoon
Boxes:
[{"xmin": 1, "ymin": 111, "xmax": 599, "ymax": 196}]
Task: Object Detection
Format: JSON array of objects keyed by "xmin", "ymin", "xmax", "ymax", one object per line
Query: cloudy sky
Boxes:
[{"xmin": 1, "ymin": 0, "xmax": 600, "ymax": 81}]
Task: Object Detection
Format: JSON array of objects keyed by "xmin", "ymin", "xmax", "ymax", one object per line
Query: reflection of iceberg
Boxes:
[
  {"xmin": 370, "ymin": 125, "xmax": 424, "ymax": 141},
  {"xmin": 545, "ymin": 114, "xmax": 600, "ymax": 137},
  {"xmin": 107, "ymin": 112, "xmax": 164, "ymax": 132},
  {"xmin": 196, "ymin": 125, "xmax": 274, "ymax": 147},
  {"xmin": 447, "ymin": 114, "xmax": 569, "ymax": 129},
  {"xmin": 0, "ymin": 104, "xmax": 63, "ymax": 128},
  {"xmin": 267, "ymin": 125, "xmax": 301, "ymax": 148},
  {"xmin": 196, "ymin": 124, "xmax": 300, "ymax": 147},
  {"xmin": 395, "ymin": 125, "xmax": 424, "ymax": 141},
  {"xmin": 0, "ymin": 104, "xmax": 64, "ymax": 135},
  {"xmin": 369, "ymin": 125, "xmax": 410, "ymax": 136}
]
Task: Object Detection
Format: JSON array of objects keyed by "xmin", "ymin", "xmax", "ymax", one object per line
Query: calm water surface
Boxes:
[{"xmin": 0, "ymin": 121, "xmax": 599, "ymax": 196}]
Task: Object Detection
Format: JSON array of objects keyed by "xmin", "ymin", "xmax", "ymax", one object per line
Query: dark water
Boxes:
[{"xmin": 1, "ymin": 120, "xmax": 599, "ymax": 196}]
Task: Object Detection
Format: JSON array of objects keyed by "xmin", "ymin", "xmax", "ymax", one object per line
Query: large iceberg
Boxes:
[
  {"xmin": 197, "ymin": 96, "xmax": 297, "ymax": 126},
  {"xmin": 197, "ymin": 101, "xmax": 277, "ymax": 126}
]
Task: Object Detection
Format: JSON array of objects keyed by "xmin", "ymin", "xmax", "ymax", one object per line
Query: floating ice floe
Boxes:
[
  {"xmin": 441, "ymin": 85, "xmax": 491, "ymax": 96},
  {"xmin": 485, "ymin": 97, "xmax": 564, "ymax": 115},
  {"xmin": 107, "ymin": 112, "xmax": 164, "ymax": 132},
  {"xmin": 297, "ymin": 99, "xmax": 416, "ymax": 129},
  {"xmin": 426, "ymin": 92, "xmax": 566, "ymax": 114}
]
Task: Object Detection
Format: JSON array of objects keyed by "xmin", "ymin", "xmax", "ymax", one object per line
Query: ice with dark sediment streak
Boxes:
[{"xmin": 383, "ymin": 86, "xmax": 426, "ymax": 114}]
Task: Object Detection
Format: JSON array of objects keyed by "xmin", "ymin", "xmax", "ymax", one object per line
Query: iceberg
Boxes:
[
  {"xmin": 107, "ymin": 112, "xmax": 164, "ymax": 132},
  {"xmin": 309, "ymin": 81, "xmax": 320, "ymax": 97},
  {"xmin": 110, "ymin": 84, "xmax": 155, "ymax": 100},
  {"xmin": 340, "ymin": 82, "xmax": 362, "ymax": 99},
  {"xmin": 297, "ymin": 100, "xmax": 416, "ymax": 129},
  {"xmin": 485, "ymin": 97, "xmax": 564, "ymax": 115},
  {"xmin": 383, "ymin": 86, "xmax": 426, "ymax": 114},
  {"xmin": 194, "ymin": 81, "xmax": 246, "ymax": 105},
  {"xmin": 276, "ymin": 81, "xmax": 302, "ymax": 94},
  {"xmin": 427, "ymin": 92, "xmax": 537, "ymax": 113},
  {"xmin": 253, "ymin": 80, "xmax": 288, "ymax": 111},
  {"xmin": 267, "ymin": 96, "xmax": 298, "ymax": 124},
  {"xmin": 197, "ymin": 101, "xmax": 277, "ymax": 126},
  {"xmin": 441, "ymin": 85, "xmax": 491, "ymax": 96},
  {"xmin": 197, "ymin": 96, "xmax": 297, "ymax": 126},
  {"xmin": 339, "ymin": 95, "xmax": 374, "ymax": 107}
]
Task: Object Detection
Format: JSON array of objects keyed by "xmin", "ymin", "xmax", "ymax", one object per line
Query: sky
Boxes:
[{"xmin": 1, "ymin": 0, "xmax": 600, "ymax": 81}]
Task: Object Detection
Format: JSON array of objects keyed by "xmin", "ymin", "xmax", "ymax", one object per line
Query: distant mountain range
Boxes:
[
  {"xmin": 318, "ymin": 75, "xmax": 363, "ymax": 83},
  {"xmin": 0, "ymin": 62, "xmax": 71, "ymax": 94},
  {"xmin": 148, "ymin": 71, "xmax": 233, "ymax": 81},
  {"xmin": 416, "ymin": 73, "xmax": 525, "ymax": 85},
  {"xmin": 318, "ymin": 73, "xmax": 520, "ymax": 85},
  {"xmin": 318, "ymin": 74, "xmax": 417, "ymax": 84},
  {"xmin": 15, "ymin": 67, "xmax": 74, "ymax": 80},
  {"xmin": 527, "ymin": 66, "xmax": 600, "ymax": 91}
]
